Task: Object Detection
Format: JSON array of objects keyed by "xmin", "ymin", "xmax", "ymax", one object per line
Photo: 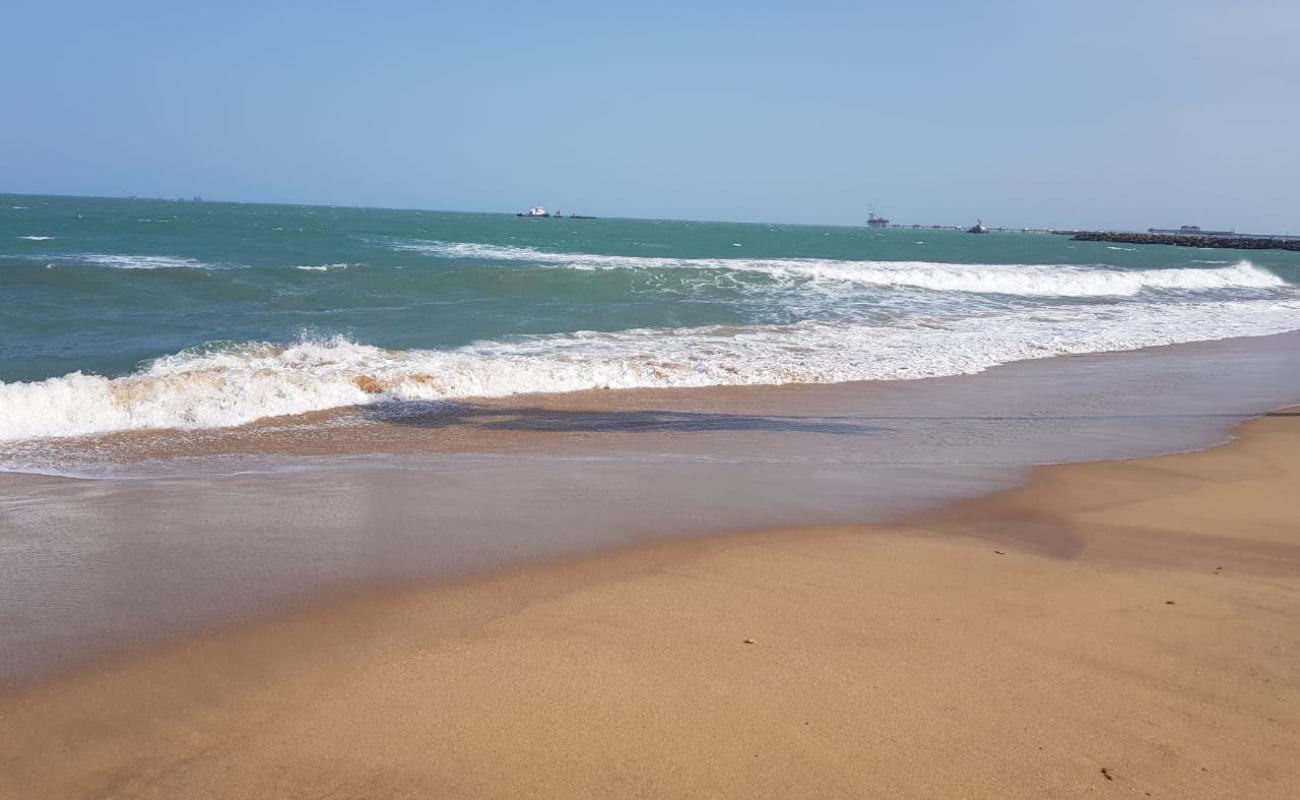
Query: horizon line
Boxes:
[{"xmin": 1, "ymin": 190, "xmax": 1281, "ymax": 236}]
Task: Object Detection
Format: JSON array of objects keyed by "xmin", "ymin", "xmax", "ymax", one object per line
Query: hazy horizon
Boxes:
[
  {"xmin": 9, "ymin": 189, "xmax": 1299, "ymax": 236},
  {"xmin": 3, "ymin": 1, "xmax": 1297, "ymax": 232}
]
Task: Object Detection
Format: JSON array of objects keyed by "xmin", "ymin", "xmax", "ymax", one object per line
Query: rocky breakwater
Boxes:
[{"xmin": 1069, "ymin": 231, "xmax": 1300, "ymax": 252}]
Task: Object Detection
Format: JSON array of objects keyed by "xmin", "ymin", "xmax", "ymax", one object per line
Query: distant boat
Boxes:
[
  {"xmin": 515, "ymin": 206, "xmax": 597, "ymax": 219},
  {"xmin": 966, "ymin": 219, "xmax": 988, "ymax": 234},
  {"xmin": 866, "ymin": 207, "xmax": 889, "ymax": 228}
]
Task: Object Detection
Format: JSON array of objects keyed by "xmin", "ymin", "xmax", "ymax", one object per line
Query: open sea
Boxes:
[
  {"xmin": 3, "ymin": 194, "xmax": 1300, "ymax": 450},
  {"xmin": 8, "ymin": 193, "xmax": 1300, "ymax": 680}
]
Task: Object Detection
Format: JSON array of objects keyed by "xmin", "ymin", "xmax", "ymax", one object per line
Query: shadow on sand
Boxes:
[
  {"xmin": 364, "ymin": 403, "xmax": 878, "ymax": 436},
  {"xmin": 361, "ymin": 400, "xmax": 1297, "ymax": 438}
]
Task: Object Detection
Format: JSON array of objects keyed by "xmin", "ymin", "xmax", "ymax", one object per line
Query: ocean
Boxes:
[
  {"xmin": 3, "ymin": 193, "xmax": 1300, "ymax": 448},
  {"xmin": 8, "ymin": 193, "xmax": 1300, "ymax": 680}
]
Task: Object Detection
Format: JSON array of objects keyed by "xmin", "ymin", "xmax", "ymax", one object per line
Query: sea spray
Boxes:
[
  {"xmin": 395, "ymin": 242, "xmax": 1285, "ymax": 298},
  {"xmin": 4, "ymin": 297, "xmax": 1300, "ymax": 441}
]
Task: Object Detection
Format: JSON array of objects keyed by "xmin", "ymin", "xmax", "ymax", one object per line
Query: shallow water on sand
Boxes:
[{"xmin": 3, "ymin": 332, "xmax": 1300, "ymax": 685}]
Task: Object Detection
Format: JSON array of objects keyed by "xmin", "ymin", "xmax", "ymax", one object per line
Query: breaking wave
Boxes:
[
  {"xmin": 394, "ymin": 241, "xmax": 1286, "ymax": 298},
  {"xmin": 4, "ymin": 297, "xmax": 1300, "ymax": 442},
  {"xmin": 60, "ymin": 254, "xmax": 216, "ymax": 270}
]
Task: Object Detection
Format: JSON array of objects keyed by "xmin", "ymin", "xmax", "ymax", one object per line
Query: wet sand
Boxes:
[
  {"xmin": 2, "ymin": 406, "xmax": 1297, "ymax": 798},
  {"xmin": 5, "ymin": 333, "xmax": 1300, "ymax": 685}
]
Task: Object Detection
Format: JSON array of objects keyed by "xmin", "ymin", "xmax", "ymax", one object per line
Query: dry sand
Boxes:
[{"xmin": 2, "ymin": 410, "xmax": 1298, "ymax": 799}]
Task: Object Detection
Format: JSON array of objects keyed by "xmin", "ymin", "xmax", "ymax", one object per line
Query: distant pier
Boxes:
[
  {"xmin": 873, "ymin": 222, "xmax": 1300, "ymax": 249},
  {"xmin": 870, "ymin": 220, "xmax": 1299, "ymax": 251},
  {"xmin": 887, "ymin": 223, "xmax": 1058, "ymax": 234},
  {"xmin": 1066, "ymin": 231, "xmax": 1300, "ymax": 252}
]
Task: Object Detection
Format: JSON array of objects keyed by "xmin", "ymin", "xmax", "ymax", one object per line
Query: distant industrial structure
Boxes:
[
  {"xmin": 1148, "ymin": 225, "xmax": 1236, "ymax": 236},
  {"xmin": 866, "ymin": 218, "xmax": 1056, "ymax": 235},
  {"xmin": 861, "ymin": 215, "xmax": 1297, "ymax": 250}
]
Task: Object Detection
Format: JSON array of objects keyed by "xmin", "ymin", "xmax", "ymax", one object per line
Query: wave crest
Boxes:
[
  {"xmin": 394, "ymin": 241, "xmax": 1286, "ymax": 298},
  {"xmin": 4, "ymin": 296, "xmax": 1300, "ymax": 442},
  {"xmin": 63, "ymin": 254, "xmax": 214, "ymax": 270}
]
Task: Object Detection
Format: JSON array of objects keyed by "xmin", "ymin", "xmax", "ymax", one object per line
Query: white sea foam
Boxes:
[
  {"xmin": 18, "ymin": 235, "xmax": 55, "ymax": 240},
  {"xmin": 295, "ymin": 263, "xmax": 349, "ymax": 272},
  {"xmin": 394, "ymin": 241, "xmax": 1286, "ymax": 298},
  {"xmin": 71, "ymin": 254, "xmax": 213, "ymax": 270},
  {"xmin": 3, "ymin": 297, "xmax": 1300, "ymax": 442}
]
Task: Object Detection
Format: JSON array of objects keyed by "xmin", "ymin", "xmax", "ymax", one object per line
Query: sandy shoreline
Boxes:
[
  {"xmin": 3, "ymin": 407, "xmax": 1298, "ymax": 798},
  {"xmin": 6, "ymin": 332, "xmax": 1300, "ymax": 687},
  {"xmin": 7, "ymin": 331, "xmax": 1300, "ymax": 475}
]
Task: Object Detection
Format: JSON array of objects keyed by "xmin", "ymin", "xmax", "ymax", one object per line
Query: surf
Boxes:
[
  {"xmin": 395, "ymin": 241, "xmax": 1286, "ymax": 298},
  {"xmin": 4, "ymin": 295, "xmax": 1300, "ymax": 443}
]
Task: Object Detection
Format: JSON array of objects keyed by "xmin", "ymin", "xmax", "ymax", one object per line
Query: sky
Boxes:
[{"xmin": 2, "ymin": 0, "xmax": 1297, "ymax": 230}]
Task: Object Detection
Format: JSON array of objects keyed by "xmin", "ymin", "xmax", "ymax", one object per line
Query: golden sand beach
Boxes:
[{"xmin": 2, "ymin": 408, "xmax": 1297, "ymax": 798}]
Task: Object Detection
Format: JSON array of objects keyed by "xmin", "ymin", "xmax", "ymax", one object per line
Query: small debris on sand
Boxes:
[
  {"xmin": 993, "ymin": 550, "xmax": 1006, "ymax": 555},
  {"xmin": 1100, "ymin": 767, "xmax": 1114, "ymax": 781},
  {"xmin": 743, "ymin": 638, "xmax": 756, "ymax": 645}
]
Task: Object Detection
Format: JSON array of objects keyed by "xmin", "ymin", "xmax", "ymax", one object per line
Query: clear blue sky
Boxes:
[{"xmin": 3, "ymin": 1, "xmax": 1297, "ymax": 230}]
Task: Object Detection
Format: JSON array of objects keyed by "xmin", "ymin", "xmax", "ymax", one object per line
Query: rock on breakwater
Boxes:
[{"xmin": 1069, "ymin": 231, "xmax": 1300, "ymax": 252}]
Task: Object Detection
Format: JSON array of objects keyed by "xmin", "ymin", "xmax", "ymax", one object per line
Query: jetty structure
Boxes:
[
  {"xmin": 853, "ymin": 213, "xmax": 1295, "ymax": 250},
  {"xmin": 1063, "ymin": 228, "xmax": 1300, "ymax": 252}
]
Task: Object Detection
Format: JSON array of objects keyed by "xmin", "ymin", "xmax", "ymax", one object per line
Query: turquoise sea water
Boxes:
[{"xmin": 3, "ymin": 193, "xmax": 1299, "ymax": 442}]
